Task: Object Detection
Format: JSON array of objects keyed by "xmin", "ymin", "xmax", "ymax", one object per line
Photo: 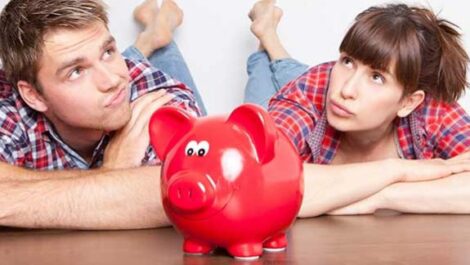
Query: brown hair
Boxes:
[
  {"xmin": 339, "ymin": 4, "xmax": 469, "ymax": 102},
  {"xmin": 0, "ymin": 0, "xmax": 108, "ymax": 91}
]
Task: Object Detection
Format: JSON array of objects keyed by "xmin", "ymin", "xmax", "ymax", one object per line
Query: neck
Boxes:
[
  {"xmin": 47, "ymin": 119, "xmax": 104, "ymax": 163},
  {"xmin": 339, "ymin": 122, "xmax": 397, "ymax": 161}
]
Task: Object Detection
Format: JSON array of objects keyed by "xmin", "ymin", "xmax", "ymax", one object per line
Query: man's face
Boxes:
[
  {"xmin": 36, "ymin": 22, "xmax": 131, "ymax": 135},
  {"xmin": 326, "ymin": 53, "xmax": 405, "ymax": 133}
]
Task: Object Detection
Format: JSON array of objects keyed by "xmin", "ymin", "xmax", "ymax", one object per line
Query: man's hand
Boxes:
[{"xmin": 103, "ymin": 90, "xmax": 174, "ymax": 169}]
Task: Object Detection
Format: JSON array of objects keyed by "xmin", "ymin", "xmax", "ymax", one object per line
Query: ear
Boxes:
[
  {"xmin": 397, "ymin": 90, "xmax": 425, "ymax": 118},
  {"xmin": 227, "ymin": 103, "xmax": 277, "ymax": 163},
  {"xmin": 17, "ymin": 80, "xmax": 48, "ymax": 112},
  {"xmin": 149, "ymin": 106, "xmax": 195, "ymax": 161}
]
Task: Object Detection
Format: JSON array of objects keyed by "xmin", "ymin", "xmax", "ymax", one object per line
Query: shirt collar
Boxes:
[{"xmin": 36, "ymin": 112, "xmax": 108, "ymax": 168}]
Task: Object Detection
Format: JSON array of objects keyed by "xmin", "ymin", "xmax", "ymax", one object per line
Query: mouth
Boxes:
[
  {"xmin": 329, "ymin": 99, "xmax": 354, "ymax": 117},
  {"xmin": 104, "ymin": 85, "xmax": 128, "ymax": 108}
]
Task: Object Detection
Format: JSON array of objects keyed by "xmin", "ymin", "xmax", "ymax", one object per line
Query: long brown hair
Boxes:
[{"xmin": 340, "ymin": 4, "xmax": 469, "ymax": 102}]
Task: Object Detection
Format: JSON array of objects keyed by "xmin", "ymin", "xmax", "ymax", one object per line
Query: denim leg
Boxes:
[
  {"xmin": 270, "ymin": 58, "xmax": 309, "ymax": 89},
  {"xmin": 244, "ymin": 51, "xmax": 309, "ymax": 109},
  {"xmin": 244, "ymin": 51, "xmax": 277, "ymax": 109},
  {"xmin": 122, "ymin": 42, "xmax": 207, "ymax": 116}
]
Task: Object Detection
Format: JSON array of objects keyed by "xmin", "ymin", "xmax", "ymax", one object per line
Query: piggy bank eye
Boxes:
[
  {"xmin": 197, "ymin": 141, "xmax": 210, "ymax": 157},
  {"xmin": 185, "ymin": 140, "xmax": 198, "ymax": 156}
]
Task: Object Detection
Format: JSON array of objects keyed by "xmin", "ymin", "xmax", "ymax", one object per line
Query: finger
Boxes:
[
  {"xmin": 445, "ymin": 158, "xmax": 470, "ymax": 167},
  {"xmin": 133, "ymin": 93, "xmax": 175, "ymax": 134},
  {"xmin": 449, "ymin": 151, "xmax": 470, "ymax": 162},
  {"xmin": 130, "ymin": 89, "xmax": 167, "ymax": 110},
  {"xmin": 449, "ymin": 162, "xmax": 470, "ymax": 174},
  {"xmin": 129, "ymin": 90, "xmax": 168, "ymax": 126}
]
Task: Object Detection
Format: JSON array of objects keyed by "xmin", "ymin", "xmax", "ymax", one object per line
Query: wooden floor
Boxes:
[{"xmin": 2, "ymin": 212, "xmax": 470, "ymax": 264}]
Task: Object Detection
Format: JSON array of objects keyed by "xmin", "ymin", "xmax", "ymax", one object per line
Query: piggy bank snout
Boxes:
[{"xmin": 167, "ymin": 172, "xmax": 215, "ymax": 213}]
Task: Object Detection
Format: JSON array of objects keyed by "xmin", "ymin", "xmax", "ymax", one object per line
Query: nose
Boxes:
[
  {"xmin": 167, "ymin": 172, "xmax": 215, "ymax": 213},
  {"xmin": 94, "ymin": 63, "xmax": 120, "ymax": 92},
  {"xmin": 340, "ymin": 71, "xmax": 360, "ymax": 100}
]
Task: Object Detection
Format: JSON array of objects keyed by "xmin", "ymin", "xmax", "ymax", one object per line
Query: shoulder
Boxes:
[
  {"xmin": 418, "ymin": 97, "xmax": 470, "ymax": 131},
  {"xmin": 123, "ymin": 57, "xmax": 184, "ymax": 101},
  {"xmin": 415, "ymin": 96, "xmax": 470, "ymax": 157},
  {"xmin": 124, "ymin": 56, "xmax": 152, "ymax": 80},
  {"xmin": 271, "ymin": 61, "xmax": 335, "ymax": 113},
  {"xmin": 0, "ymin": 69, "xmax": 32, "ymax": 142}
]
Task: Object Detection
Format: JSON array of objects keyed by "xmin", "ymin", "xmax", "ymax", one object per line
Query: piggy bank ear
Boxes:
[
  {"xmin": 149, "ymin": 106, "xmax": 195, "ymax": 160},
  {"xmin": 227, "ymin": 104, "xmax": 277, "ymax": 163}
]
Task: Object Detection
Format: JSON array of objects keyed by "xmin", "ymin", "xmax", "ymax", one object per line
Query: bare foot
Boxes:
[
  {"xmin": 134, "ymin": 0, "xmax": 183, "ymax": 57},
  {"xmin": 134, "ymin": 0, "xmax": 158, "ymax": 27},
  {"xmin": 248, "ymin": 0, "xmax": 283, "ymax": 43},
  {"xmin": 248, "ymin": 0, "xmax": 289, "ymax": 60}
]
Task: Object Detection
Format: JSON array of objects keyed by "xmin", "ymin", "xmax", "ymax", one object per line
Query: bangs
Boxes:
[{"xmin": 339, "ymin": 12, "xmax": 421, "ymax": 91}]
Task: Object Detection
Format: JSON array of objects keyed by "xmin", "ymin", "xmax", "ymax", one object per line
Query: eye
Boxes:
[
  {"xmin": 197, "ymin": 141, "xmax": 210, "ymax": 157},
  {"xmin": 342, "ymin": 56, "xmax": 354, "ymax": 69},
  {"xmin": 69, "ymin": 67, "xmax": 83, "ymax": 81},
  {"xmin": 185, "ymin": 140, "xmax": 198, "ymax": 156},
  {"xmin": 371, "ymin": 72, "xmax": 385, "ymax": 85},
  {"xmin": 103, "ymin": 47, "xmax": 115, "ymax": 60}
]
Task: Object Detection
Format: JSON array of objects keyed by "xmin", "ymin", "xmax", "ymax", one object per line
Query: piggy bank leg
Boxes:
[
  {"xmin": 183, "ymin": 238, "xmax": 214, "ymax": 255},
  {"xmin": 263, "ymin": 232, "xmax": 287, "ymax": 252},
  {"xmin": 227, "ymin": 242, "xmax": 263, "ymax": 260}
]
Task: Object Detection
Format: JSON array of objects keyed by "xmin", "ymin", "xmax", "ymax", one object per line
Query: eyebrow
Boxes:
[
  {"xmin": 56, "ymin": 57, "xmax": 86, "ymax": 76},
  {"xmin": 100, "ymin": 36, "xmax": 116, "ymax": 52},
  {"xmin": 341, "ymin": 52, "xmax": 394, "ymax": 76},
  {"xmin": 55, "ymin": 36, "xmax": 116, "ymax": 76},
  {"xmin": 373, "ymin": 67, "xmax": 393, "ymax": 76}
]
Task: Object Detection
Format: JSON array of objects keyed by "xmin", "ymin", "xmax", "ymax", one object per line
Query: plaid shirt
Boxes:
[
  {"xmin": 0, "ymin": 57, "xmax": 201, "ymax": 170},
  {"xmin": 269, "ymin": 62, "xmax": 470, "ymax": 164}
]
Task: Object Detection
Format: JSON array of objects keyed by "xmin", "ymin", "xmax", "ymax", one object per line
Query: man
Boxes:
[{"xmin": 0, "ymin": 0, "xmax": 200, "ymax": 229}]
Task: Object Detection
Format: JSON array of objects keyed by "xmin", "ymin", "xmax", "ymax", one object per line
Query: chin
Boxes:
[
  {"xmin": 103, "ymin": 111, "xmax": 131, "ymax": 131},
  {"xmin": 326, "ymin": 111, "xmax": 354, "ymax": 132}
]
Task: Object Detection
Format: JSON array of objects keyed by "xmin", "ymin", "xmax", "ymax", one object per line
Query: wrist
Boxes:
[
  {"xmin": 378, "ymin": 183, "xmax": 399, "ymax": 211},
  {"xmin": 382, "ymin": 158, "xmax": 404, "ymax": 183}
]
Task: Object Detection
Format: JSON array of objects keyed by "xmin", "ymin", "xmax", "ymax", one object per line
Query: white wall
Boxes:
[{"xmin": 1, "ymin": 0, "xmax": 469, "ymax": 114}]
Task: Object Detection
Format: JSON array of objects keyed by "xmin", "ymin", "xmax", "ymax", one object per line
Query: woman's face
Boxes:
[{"xmin": 326, "ymin": 53, "xmax": 406, "ymax": 134}]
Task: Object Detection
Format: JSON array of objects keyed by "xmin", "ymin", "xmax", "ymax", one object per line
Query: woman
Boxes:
[{"xmin": 245, "ymin": 0, "xmax": 470, "ymax": 216}]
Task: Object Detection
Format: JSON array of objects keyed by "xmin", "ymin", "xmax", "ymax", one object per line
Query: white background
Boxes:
[{"xmin": 1, "ymin": 0, "xmax": 469, "ymax": 114}]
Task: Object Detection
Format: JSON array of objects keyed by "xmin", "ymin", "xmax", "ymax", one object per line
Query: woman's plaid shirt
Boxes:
[{"xmin": 268, "ymin": 62, "xmax": 470, "ymax": 164}]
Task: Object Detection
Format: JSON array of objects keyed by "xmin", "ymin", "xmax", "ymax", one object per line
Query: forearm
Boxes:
[
  {"xmin": 298, "ymin": 159, "xmax": 402, "ymax": 217},
  {"xmin": 381, "ymin": 172, "xmax": 470, "ymax": 214},
  {"xmin": 0, "ymin": 161, "xmax": 104, "ymax": 181},
  {"xmin": 328, "ymin": 171, "xmax": 470, "ymax": 215},
  {"xmin": 0, "ymin": 166, "xmax": 169, "ymax": 229}
]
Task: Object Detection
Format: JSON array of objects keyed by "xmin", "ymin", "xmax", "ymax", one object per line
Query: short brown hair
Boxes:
[
  {"xmin": 0, "ymin": 0, "xmax": 108, "ymax": 91},
  {"xmin": 340, "ymin": 4, "xmax": 469, "ymax": 102}
]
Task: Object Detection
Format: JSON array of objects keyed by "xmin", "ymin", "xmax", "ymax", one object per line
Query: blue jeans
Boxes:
[
  {"xmin": 244, "ymin": 51, "xmax": 309, "ymax": 109},
  {"xmin": 122, "ymin": 42, "xmax": 207, "ymax": 116}
]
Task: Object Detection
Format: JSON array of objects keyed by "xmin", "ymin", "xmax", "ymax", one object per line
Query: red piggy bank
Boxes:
[{"xmin": 149, "ymin": 104, "xmax": 303, "ymax": 259}]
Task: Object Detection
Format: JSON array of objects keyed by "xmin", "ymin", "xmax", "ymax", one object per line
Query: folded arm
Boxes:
[
  {"xmin": 299, "ymin": 157, "xmax": 470, "ymax": 217},
  {"xmin": 299, "ymin": 159, "xmax": 400, "ymax": 217},
  {"xmin": 329, "ymin": 171, "xmax": 470, "ymax": 215},
  {"xmin": 0, "ymin": 162, "xmax": 169, "ymax": 229}
]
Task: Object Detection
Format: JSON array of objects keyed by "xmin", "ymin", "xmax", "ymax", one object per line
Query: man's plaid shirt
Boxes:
[
  {"xmin": 268, "ymin": 62, "xmax": 470, "ymax": 164},
  {"xmin": 0, "ymin": 57, "xmax": 201, "ymax": 169}
]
